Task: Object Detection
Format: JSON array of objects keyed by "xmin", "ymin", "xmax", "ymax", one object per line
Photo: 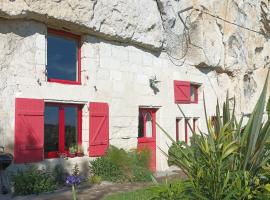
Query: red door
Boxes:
[{"xmin": 137, "ymin": 108, "xmax": 157, "ymax": 171}]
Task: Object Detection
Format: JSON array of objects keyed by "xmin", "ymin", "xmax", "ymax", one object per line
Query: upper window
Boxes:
[
  {"xmin": 47, "ymin": 29, "xmax": 81, "ymax": 84},
  {"xmin": 44, "ymin": 103, "xmax": 82, "ymax": 158},
  {"xmin": 174, "ymin": 81, "xmax": 199, "ymax": 104},
  {"xmin": 190, "ymin": 84, "xmax": 199, "ymax": 103}
]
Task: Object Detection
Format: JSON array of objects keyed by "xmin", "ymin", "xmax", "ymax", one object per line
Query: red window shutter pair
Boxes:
[
  {"xmin": 174, "ymin": 81, "xmax": 191, "ymax": 103},
  {"xmin": 14, "ymin": 98, "xmax": 109, "ymax": 163}
]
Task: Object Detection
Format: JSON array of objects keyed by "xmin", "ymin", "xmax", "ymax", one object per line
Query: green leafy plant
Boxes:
[
  {"xmin": 69, "ymin": 145, "xmax": 77, "ymax": 154},
  {"xmin": 90, "ymin": 156, "xmax": 124, "ymax": 182},
  {"xmin": 157, "ymin": 71, "xmax": 270, "ymax": 199},
  {"xmin": 52, "ymin": 164, "xmax": 65, "ymax": 186},
  {"xmin": 150, "ymin": 180, "xmax": 193, "ymax": 200},
  {"xmin": 89, "ymin": 146, "xmax": 152, "ymax": 182},
  {"xmin": 13, "ymin": 167, "xmax": 57, "ymax": 195},
  {"xmin": 89, "ymin": 175, "xmax": 102, "ymax": 184}
]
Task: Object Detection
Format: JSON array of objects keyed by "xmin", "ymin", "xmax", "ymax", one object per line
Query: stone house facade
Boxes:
[{"xmin": 0, "ymin": 0, "xmax": 269, "ymax": 172}]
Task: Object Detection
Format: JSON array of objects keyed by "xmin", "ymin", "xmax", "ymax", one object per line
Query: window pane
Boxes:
[
  {"xmin": 44, "ymin": 106, "xmax": 59, "ymax": 152},
  {"xmin": 190, "ymin": 86, "xmax": 196, "ymax": 102},
  {"xmin": 138, "ymin": 111, "xmax": 144, "ymax": 138},
  {"xmin": 47, "ymin": 34, "xmax": 78, "ymax": 81},
  {"xmin": 64, "ymin": 107, "xmax": 78, "ymax": 150},
  {"xmin": 145, "ymin": 112, "xmax": 152, "ymax": 138}
]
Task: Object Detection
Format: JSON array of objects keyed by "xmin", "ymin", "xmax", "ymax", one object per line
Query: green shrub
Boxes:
[
  {"xmin": 90, "ymin": 156, "xmax": 124, "ymax": 182},
  {"xmin": 52, "ymin": 164, "xmax": 65, "ymax": 186},
  {"xmin": 89, "ymin": 175, "xmax": 102, "ymax": 184},
  {"xmin": 150, "ymin": 180, "xmax": 193, "ymax": 200},
  {"xmin": 90, "ymin": 146, "xmax": 152, "ymax": 182},
  {"xmin": 13, "ymin": 167, "xmax": 57, "ymax": 195}
]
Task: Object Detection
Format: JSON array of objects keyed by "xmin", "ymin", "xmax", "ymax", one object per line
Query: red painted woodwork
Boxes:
[
  {"xmin": 44, "ymin": 103, "xmax": 82, "ymax": 159},
  {"xmin": 14, "ymin": 98, "xmax": 44, "ymax": 163},
  {"xmin": 174, "ymin": 80, "xmax": 191, "ymax": 103},
  {"xmin": 47, "ymin": 28, "xmax": 81, "ymax": 85},
  {"xmin": 137, "ymin": 108, "xmax": 157, "ymax": 172},
  {"xmin": 176, "ymin": 118, "xmax": 180, "ymax": 142},
  {"xmin": 89, "ymin": 102, "xmax": 109, "ymax": 157}
]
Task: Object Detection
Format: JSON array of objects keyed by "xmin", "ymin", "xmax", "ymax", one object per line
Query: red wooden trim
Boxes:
[
  {"xmin": 48, "ymin": 28, "xmax": 80, "ymax": 40},
  {"xmin": 152, "ymin": 109, "xmax": 156, "ymax": 138},
  {"xmin": 48, "ymin": 78, "xmax": 81, "ymax": 85},
  {"xmin": 47, "ymin": 28, "xmax": 81, "ymax": 85},
  {"xmin": 174, "ymin": 80, "xmax": 191, "ymax": 104},
  {"xmin": 185, "ymin": 119, "xmax": 188, "ymax": 144},
  {"xmin": 45, "ymin": 103, "xmax": 83, "ymax": 159}
]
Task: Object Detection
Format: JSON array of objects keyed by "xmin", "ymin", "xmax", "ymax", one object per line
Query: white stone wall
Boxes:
[{"xmin": 0, "ymin": 18, "xmax": 268, "ymax": 173}]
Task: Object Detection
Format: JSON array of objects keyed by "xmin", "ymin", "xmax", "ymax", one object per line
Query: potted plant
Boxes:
[
  {"xmin": 76, "ymin": 144, "xmax": 84, "ymax": 157},
  {"xmin": 69, "ymin": 145, "xmax": 77, "ymax": 158}
]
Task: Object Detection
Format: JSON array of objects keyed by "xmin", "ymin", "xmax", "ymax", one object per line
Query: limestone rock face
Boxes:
[
  {"xmin": 156, "ymin": 0, "xmax": 270, "ymax": 113},
  {"xmin": 0, "ymin": 0, "xmax": 164, "ymax": 49}
]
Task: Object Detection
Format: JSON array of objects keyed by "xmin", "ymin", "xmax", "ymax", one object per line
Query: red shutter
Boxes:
[
  {"xmin": 14, "ymin": 98, "xmax": 44, "ymax": 163},
  {"xmin": 174, "ymin": 80, "xmax": 191, "ymax": 103},
  {"xmin": 89, "ymin": 102, "xmax": 109, "ymax": 157}
]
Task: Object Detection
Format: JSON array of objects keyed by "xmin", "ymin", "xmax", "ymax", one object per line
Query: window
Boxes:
[
  {"xmin": 193, "ymin": 118, "xmax": 198, "ymax": 132},
  {"xmin": 138, "ymin": 109, "xmax": 156, "ymax": 138},
  {"xmin": 190, "ymin": 84, "xmax": 199, "ymax": 103},
  {"xmin": 174, "ymin": 81, "xmax": 199, "ymax": 104},
  {"xmin": 44, "ymin": 104, "xmax": 82, "ymax": 158},
  {"xmin": 176, "ymin": 118, "xmax": 181, "ymax": 142},
  {"xmin": 47, "ymin": 29, "xmax": 81, "ymax": 84}
]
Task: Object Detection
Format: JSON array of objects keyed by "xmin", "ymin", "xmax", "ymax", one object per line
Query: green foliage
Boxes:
[
  {"xmin": 52, "ymin": 164, "xmax": 65, "ymax": 185},
  {"xmin": 90, "ymin": 146, "xmax": 152, "ymax": 182},
  {"xmin": 104, "ymin": 188, "xmax": 154, "ymax": 200},
  {"xmin": 89, "ymin": 175, "xmax": 102, "ymax": 184},
  {"xmin": 267, "ymin": 96, "xmax": 270, "ymax": 117},
  {"xmin": 72, "ymin": 163, "xmax": 80, "ymax": 176},
  {"xmin": 90, "ymin": 156, "xmax": 123, "ymax": 182},
  {"xmin": 150, "ymin": 180, "xmax": 193, "ymax": 200},
  {"xmin": 13, "ymin": 167, "xmax": 57, "ymax": 195},
  {"xmin": 162, "ymin": 71, "xmax": 270, "ymax": 199}
]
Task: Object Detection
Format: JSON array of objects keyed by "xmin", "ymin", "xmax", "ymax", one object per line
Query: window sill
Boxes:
[
  {"xmin": 45, "ymin": 152, "xmax": 84, "ymax": 159},
  {"xmin": 48, "ymin": 78, "xmax": 81, "ymax": 85}
]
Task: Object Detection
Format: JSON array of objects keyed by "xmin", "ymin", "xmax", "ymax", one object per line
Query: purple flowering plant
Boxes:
[
  {"xmin": 66, "ymin": 175, "xmax": 81, "ymax": 186},
  {"xmin": 66, "ymin": 164, "xmax": 81, "ymax": 200}
]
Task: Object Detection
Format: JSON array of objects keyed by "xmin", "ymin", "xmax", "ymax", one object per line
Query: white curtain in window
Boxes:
[{"xmin": 145, "ymin": 112, "xmax": 152, "ymax": 138}]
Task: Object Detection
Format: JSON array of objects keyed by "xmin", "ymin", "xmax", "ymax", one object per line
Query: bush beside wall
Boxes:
[
  {"xmin": 90, "ymin": 146, "xmax": 152, "ymax": 182},
  {"xmin": 13, "ymin": 167, "xmax": 57, "ymax": 195}
]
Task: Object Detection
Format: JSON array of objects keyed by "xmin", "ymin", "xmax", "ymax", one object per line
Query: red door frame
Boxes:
[
  {"xmin": 137, "ymin": 108, "xmax": 157, "ymax": 171},
  {"xmin": 47, "ymin": 28, "xmax": 81, "ymax": 85},
  {"xmin": 44, "ymin": 103, "xmax": 82, "ymax": 158}
]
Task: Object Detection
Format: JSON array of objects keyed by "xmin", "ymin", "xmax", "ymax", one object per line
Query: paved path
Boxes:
[{"xmin": 0, "ymin": 170, "xmax": 185, "ymax": 200}]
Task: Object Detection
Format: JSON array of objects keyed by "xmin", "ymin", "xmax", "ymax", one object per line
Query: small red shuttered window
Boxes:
[
  {"xmin": 174, "ymin": 80, "xmax": 191, "ymax": 103},
  {"xmin": 14, "ymin": 98, "xmax": 44, "ymax": 164},
  {"xmin": 89, "ymin": 102, "xmax": 109, "ymax": 157}
]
